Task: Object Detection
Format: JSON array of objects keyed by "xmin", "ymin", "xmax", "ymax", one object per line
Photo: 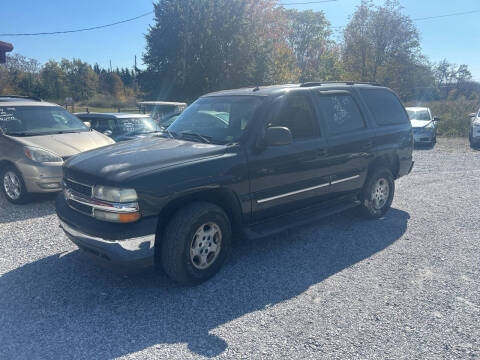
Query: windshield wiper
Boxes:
[{"xmin": 179, "ymin": 132, "xmax": 211, "ymax": 144}]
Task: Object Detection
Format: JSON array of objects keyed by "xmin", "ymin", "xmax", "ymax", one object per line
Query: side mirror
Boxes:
[
  {"xmin": 265, "ymin": 126, "xmax": 293, "ymax": 146},
  {"xmin": 469, "ymin": 113, "xmax": 477, "ymax": 118},
  {"xmin": 433, "ymin": 117, "xmax": 440, "ymax": 122},
  {"xmin": 83, "ymin": 121, "xmax": 91, "ymax": 128},
  {"xmin": 103, "ymin": 130, "xmax": 113, "ymax": 137}
]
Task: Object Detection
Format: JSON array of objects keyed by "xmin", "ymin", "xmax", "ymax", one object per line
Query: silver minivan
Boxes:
[{"xmin": 0, "ymin": 99, "xmax": 115, "ymax": 203}]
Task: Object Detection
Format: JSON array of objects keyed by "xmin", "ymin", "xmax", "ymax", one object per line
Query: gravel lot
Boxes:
[{"xmin": 1, "ymin": 137, "xmax": 479, "ymax": 359}]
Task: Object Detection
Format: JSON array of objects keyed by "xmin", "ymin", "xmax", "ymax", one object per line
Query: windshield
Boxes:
[
  {"xmin": 167, "ymin": 96, "xmax": 264, "ymax": 144},
  {"xmin": 0, "ymin": 106, "xmax": 88, "ymax": 136},
  {"xmin": 116, "ymin": 116, "xmax": 159, "ymax": 135},
  {"xmin": 407, "ymin": 109, "xmax": 431, "ymax": 121}
]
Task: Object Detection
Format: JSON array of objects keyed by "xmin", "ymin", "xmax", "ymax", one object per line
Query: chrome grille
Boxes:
[{"xmin": 64, "ymin": 178, "xmax": 92, "ymax": 197}]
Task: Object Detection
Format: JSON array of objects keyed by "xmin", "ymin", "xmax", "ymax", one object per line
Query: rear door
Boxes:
[
  {"xmin": 248, "ymin": 91, "xmax": 330, "ymax": 220},
  {"xmin": 313, "ymin": 90, "xmax": 374, "ymax": 196}
]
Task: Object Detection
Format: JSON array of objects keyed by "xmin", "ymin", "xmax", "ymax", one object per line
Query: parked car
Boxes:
[
  {"xmin": 157, "ymin": 112, "xmax": 181, "ymax": 129},
  {"xmin": 469, "ymin": 110, "xmax": 480, "ymax": 148},
  {"xmin": 75, "ymin": 113, "xmax": 162, "ymax": 142},
  {"xmin": 56, "ymin": 82, "xmax": 414, "ymax": 285},
  {"xmin": 406, "ymin": 107, "xmax": 439, "ymax": 147},
  {"xmin": 137, "ymin": 101, "xmax": 187, "ymax": 123},
  {"xmin": 0, "ymin": 98, "xmax": 115, "ymax": 203}
]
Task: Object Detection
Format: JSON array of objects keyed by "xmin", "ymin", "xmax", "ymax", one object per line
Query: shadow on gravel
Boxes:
[
  {"xmin": 0, "ymin": 193, "xmax": 57, "ymax": 224},
  {"xmin": 0, "ymin": 208, "xmax": 409, "ymax": 358}
]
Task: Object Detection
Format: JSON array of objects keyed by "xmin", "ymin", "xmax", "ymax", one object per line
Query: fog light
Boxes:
[
  {"xmin": 94, "ymin": 209, "xmax": 141, "ymax": 223},
  {"xmin": 37, "ymin": 182, "xmax": 62, "ymax": 189}
]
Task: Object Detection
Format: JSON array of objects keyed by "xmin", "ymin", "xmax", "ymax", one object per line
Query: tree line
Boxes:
[{"xmin": 1, "ymin": 0, "xmax": 479, "ymax": 106}]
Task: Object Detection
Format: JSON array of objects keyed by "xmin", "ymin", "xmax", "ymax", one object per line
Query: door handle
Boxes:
[
  {"xmin": 316, "ymin": 149, "xmax": 327, "ymax": 157},
  {"xmin": 362, "ymin": 140, "xmax": 373, "ymax": 150}
]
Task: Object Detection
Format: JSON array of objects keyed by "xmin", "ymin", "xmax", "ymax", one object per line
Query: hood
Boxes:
[
  {"xmin": 64, "ymin": 136, "xmax": 227, "ymax": 184},
  {"xmin": 410, "ymin": 119, "xmax": 432, "ymax": 128},
  {"xmin": 11, "ymin": 130, "xmax": 114, "ymax": 157}
]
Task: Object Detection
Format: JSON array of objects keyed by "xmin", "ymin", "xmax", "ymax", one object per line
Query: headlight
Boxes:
[
  {"xmin": 24, "ymin": 146, "xmax": 63, "ymax": 163},
  {"xmin": 92, "ymin": 185, "xmax": 138, "ymax": 203}
]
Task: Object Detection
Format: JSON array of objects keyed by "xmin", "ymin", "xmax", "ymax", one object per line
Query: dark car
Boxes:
[
  {"xmin": 56, "ymin": 82, "xmax": 414, "ymax": 285},
  {"xmin": 75, "ymin": 113, "xmax": 161, "ymax": 142}
]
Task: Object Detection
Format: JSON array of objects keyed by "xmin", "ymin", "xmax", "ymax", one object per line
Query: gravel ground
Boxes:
[{"xmin": 1, "ymin": 137, "xmax": 479, "ymax": 359}]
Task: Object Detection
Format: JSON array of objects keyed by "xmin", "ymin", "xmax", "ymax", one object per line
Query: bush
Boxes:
[{"xmin": 406, "ymin": 97, "xmax": 479, "ymax": 137}]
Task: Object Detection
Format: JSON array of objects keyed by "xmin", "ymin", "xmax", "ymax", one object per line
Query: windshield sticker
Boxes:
[{"xmin": 0, "ymin": 108, "xmax": 17, "ymax": 122}]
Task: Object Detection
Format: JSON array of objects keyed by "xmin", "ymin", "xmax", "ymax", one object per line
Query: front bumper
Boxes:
[
  {"xmin": 56, "ymin": 193, "xmax": 157, "ymax": 269},
  {"xmin": 413, "ymin": 130, "xmax": 435, "ymax": 144},
  {"xmin": 17, "ymin": 160, "xmax": 63, "ymax": 193}
]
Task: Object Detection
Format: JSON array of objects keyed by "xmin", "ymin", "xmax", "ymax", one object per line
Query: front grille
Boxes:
[
  {"xmin": 67, "ymin": 200, "xmax": 93, "ymax": 216},
  {"xmin": 64, "ymin": 178, "xmax": 92, "ymax": 197}
]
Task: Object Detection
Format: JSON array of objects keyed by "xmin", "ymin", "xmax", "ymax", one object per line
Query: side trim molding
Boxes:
[
  {"xmin": 331, "ymin": 174, "xmax": 360, "ymax": 185},
  {"xmin": 257, "ymin": 182, "xmax": 329, "ymax": 204},
  {"xmin": 256, "ymin": 174, "xmax": 361, "ymax": 204}
]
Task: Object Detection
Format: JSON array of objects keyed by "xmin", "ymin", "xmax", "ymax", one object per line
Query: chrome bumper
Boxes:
[{"xmin": 59, "ymin": 220, "xmax": 155, "ymax": 268}]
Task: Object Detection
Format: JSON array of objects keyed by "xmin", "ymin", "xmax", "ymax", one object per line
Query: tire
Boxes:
[
  {"xmin": 161, "ymin": 202, "xmax": 232, "ymax": 286},
  {"xmin": 358, "ymin": 168, "xmax": 395, "ymax": 219},
  {"xmin": 1, "ymin": 165, "xmax": 29, "ymax": 204}
]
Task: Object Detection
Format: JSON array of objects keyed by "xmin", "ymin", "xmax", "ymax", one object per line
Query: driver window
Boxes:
[{"xmin": 267, "ymin": 94, "xmax": 319, "ymax": 140}]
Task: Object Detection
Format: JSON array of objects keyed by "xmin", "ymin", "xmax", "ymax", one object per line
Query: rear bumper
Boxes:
[{"xmin": 56, "ymin": 193, "xmax": 157, "ymax": 269}]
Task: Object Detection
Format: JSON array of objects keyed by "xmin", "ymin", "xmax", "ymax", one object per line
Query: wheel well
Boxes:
[
  {"xmin": 369, "ymin": 154, "xmax": 400, "ymax": 179},
  {"xmin": 0, "ymin": 160, "xmax": 16, "ymax": 173},
  {"xmin": 154, "ymin": 188, "xmax": 243, "ymax": 260}
]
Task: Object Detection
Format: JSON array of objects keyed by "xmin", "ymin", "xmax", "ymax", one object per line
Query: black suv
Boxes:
[{"xmin": 56, "ymin": 83, "xmax": 414, "ymax": 285}]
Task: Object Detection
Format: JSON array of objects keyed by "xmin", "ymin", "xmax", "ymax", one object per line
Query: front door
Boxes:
[{"xmin": 248, "ymin": 91, "xmax": 330, "ymax": 221}]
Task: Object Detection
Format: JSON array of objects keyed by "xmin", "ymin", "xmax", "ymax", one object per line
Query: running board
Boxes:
[{"xmin": 244, "ymin": 196, "xmax": 361, "ymax": 240}]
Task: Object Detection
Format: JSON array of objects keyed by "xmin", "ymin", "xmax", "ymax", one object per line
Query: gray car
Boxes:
[{"xmin": 0, "ymin": 99, "xmax": 114, "ymax": 203}]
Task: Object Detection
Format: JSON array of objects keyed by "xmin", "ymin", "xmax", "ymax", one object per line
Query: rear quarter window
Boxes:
[{"xmin": 361, "ymin": 89, "xmax": 409, "ymax": 126}]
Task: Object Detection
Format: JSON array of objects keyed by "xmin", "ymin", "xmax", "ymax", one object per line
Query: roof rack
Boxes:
[
  {"xmin": 0, "ymin": 94, "xmax": 43, "ymax": 102},
  {"xmin": 300, "ymin": 81, "xmax": 380, "ymax": 88}
]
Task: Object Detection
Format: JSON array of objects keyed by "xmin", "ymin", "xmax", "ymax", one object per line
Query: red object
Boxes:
[{"xmin": 0, "ymin": 41, "xmax": 14, "ymax": 63}]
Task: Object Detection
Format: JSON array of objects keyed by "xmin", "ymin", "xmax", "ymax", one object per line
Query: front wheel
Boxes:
[
  {"xmin": 358, "ymin": 168, "xmax": 395, "ymax": 219},
  {"xmin": 1, "ymin": 165, "xmax": 29, "ymax": 204},
  {"xmin": 161, "ymin": 202, "xmax": 232, "ymax": 285}
]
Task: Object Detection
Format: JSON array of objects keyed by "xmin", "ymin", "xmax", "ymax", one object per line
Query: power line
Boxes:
[
  {"xmin": 331, "ymin": 8, "xmax": 480, "ymax": 31},
  {"xmin": 0, "ymin": 11, "xmax": 154, "ymax": 36},
  {"xmin": 413, "ymin": 9, "xmax": 480, "ymax": 21}
]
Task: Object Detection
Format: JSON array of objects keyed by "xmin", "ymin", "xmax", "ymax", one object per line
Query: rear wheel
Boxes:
[
  {"xmin": 1, "ymin": 165, "xmax": 29, "ymax": 204},
  {"xmin": 358, "ymin": 168, "xmax": 394, "ymax": 219},
  {"xmin": 161, "ymin": 202, "xmax": 232, "ymax": 285}
]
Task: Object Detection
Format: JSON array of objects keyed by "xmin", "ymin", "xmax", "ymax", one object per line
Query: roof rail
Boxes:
[
  {"xmin": 300, "ymin": 81, "xmax": 380, "ymax": 88},
  {"xmin": 0, "ymin": 94, "xmax": 43, "ymax": 101}
]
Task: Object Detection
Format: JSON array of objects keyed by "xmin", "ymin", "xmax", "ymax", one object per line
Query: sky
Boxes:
[{"xmin": 1, "ymin": 0, "xmax": 479, "ymax": 80}]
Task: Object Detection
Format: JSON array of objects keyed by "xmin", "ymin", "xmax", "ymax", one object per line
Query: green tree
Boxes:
[
  {"xmin": 40, "ymin": 60, "xmax": 68, "ymax": 100},
  {"xmin": 61, "ymin": 59, "xmax": 98, "ymax": 101},
  {"xmin": 343, "ymin": 0, "xmax": 420, "ymax": 82},
  {"xmin": 142, "ymin": 0, "xmax": 288, "ymax": 101},
  {"xmin": 285, "ymin": 9, "xmax": 332, "ymax": 82}
]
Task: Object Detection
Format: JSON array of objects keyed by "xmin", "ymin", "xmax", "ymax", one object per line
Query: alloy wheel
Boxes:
[
  {"xmin": 190, "ymin": 222, "xmax": 222, "ymax": 270},
  {"xmin": 372, "ymin": 177, "xmax": 389, "ymax": 210},
  {"xmin": 3, "ymin": 171, "xmax": 22, "ymax": 200}
]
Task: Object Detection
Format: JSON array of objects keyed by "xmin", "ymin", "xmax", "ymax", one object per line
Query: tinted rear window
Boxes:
[
  {"xmin": 316, "ymin": 94, "xmax": 365, "ymax": 135},
  {"xmin": 361, "ymin": 89, "xmax": 408, "ymax": 126}
]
